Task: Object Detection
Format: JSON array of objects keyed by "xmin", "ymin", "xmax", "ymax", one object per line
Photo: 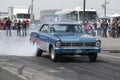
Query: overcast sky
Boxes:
[{"xmin": 0, "ymin": 0, "xmax": 120, "ymax": 19}]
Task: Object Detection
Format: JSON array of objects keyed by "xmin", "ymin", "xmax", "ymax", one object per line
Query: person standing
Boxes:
[
  {"xmin": 6, "ymin": 18, "xmax": 12, "ymax": 36},
  {"xmin": 117, "ymin": 21, "xmax": 120, "ymax": 38},
  {"xmin": 1, "ymin": 18, "xmax": 6, "ymax": 30},
  {"xmin": 103, "ymin": 21, "xmax": 108, "ymax": 38},
  {"xmin": 22, "ymin": 20, "xmax": 27, "ymax": 36},
  {"xmin": 17, "ymin": 20, "xmax": 22, "ymax": 36},
  {"xmin": 13, "ymin": 20, "xmax": 18, "ymax": 30},
  {"xmin": 85, "ymin": 23, "xmax": 92, "ymax": 35},
  {"xmin": 100, "ymin": 20, "xmax": 104, "ymax": 37},
  {"xmin": 96, "ymin": 21, "xmax": 101, "ymax": 36},
  {"xmin": 25, "ymin": 19, "xmax": 30, "ymax": 28},
  {"xmin": 0, "ymin": 19, "xmax": 1, "ymax": 29}
]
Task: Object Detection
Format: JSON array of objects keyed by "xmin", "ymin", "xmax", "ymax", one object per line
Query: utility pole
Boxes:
[
  {"xmin": 31, "ymin": 0, "xmax": 34, "ymax": 23},
  {"xmin": 104, "ymin": 0, "xmax": 106, "ymax": 17},
  {"xmin": 102, "ymin": 0, "xmax": 109, "ymax": 17},
  {"xmin": 83, "ymin": 0, "xmax": 86, "ymax": 25}
]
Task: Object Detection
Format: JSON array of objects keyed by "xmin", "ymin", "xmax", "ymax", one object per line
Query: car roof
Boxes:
[{"xmin": 43, "ymin": 22, "xmax": 81, "ymax": 25}]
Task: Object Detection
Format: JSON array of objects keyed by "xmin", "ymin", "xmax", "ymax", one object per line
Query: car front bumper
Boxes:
[{"xmin": 55, "ymin": 47, "xmax": 101, "ymax": 55}]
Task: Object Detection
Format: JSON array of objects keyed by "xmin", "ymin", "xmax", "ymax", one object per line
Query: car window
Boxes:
[
  {"xmin": 40, "ymin": 24, "xmax": 49, "ymax": 33},
  {"xmin": 50, "ymin": 24, "xmax": 83, "ymax": 33},
  {"xmin": 75, "ymin": 25, "xmax": 83, "ymax": 33},
  {"xmin": 50, "ymin": 25, "xmax": 66, "ymax": 32}
]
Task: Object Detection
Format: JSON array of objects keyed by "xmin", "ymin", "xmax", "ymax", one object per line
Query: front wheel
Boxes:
[
  {"xmin": 89, "ymin": 53, "xmax": 97, "ymax": 62},
  {"xmin": 50, "ymin": 47, "xmax": 58, "ymax": 62},
  {"xmin": 36, "ymin": 48, "xmax": 42, "ymax": 57}
]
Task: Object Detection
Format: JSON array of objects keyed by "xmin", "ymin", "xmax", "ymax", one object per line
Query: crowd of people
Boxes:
[
  {"xmin": 0, "ymin": 17, "xmax": 29, "ymax": 36},
  {"xmin": 84, "ymin": 20, "xmax": 120, "ymax": 38},
  {"xmin": 1, "ymin": 17, "xmax": 120, "ymax": 38}
]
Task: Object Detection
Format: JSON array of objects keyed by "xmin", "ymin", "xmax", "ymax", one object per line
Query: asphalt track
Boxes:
[{"xmin": 0, "ymin": 29, "xmax": 120, "ymax": 80}]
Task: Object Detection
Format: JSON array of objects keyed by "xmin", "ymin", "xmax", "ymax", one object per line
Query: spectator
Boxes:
[
  {"xmin": 1, "ymin": 18, "xmax": 6, "ymax": 30},
  {"xmin": 117, "ymin": 21, "xmax": 120, "ymax": 38},
  {"xmin": 25, "ymin": 19, "xmax": 30, "ymax": 28},
  {"xmin": 96, "ymin": 21, "xmax": 101, "ymax": 36},
  {"xmin": 17, "ymin": 20, "xmax": 22, "ymax": 36},
  {"xmin": 13, "ymin": 20, "xmax": 18, "ymax": 30},
  {"xmin": 22, "ymin": 20, "xmax": 27, "ymax": 36},
  {"xmin": 102, "ymin": 21, "xmax": 108, "ymax": 38},
  {"xmin": 0, "ymin": 19, "xmax": 2, "ymax": 29},
  {"xmin": 85, "ymin": 23, "xmax": 92, "ymax": 35},
  {"xmin": 6, "ymin": 18, "xmax": 12, "ymax": 36}
]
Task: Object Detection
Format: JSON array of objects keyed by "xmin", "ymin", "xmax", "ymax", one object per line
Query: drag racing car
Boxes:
[{"xmin": 30, "ymin": 22, "xmax": 101, "ymax": 62}]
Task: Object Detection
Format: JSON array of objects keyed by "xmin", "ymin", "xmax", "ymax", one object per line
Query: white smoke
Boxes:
[{"xmin": 0, "ymin": 25, "xmax": 38, "ymax": 56}]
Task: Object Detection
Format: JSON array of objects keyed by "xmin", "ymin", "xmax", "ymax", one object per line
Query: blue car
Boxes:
[{"xmin": 30, "ymin": 22, "xmax": 101, "ymax": 62}]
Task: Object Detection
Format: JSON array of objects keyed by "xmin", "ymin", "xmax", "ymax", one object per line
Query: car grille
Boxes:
[{"xmin": 61, "ymin": 42, "xmax": 96, "ymax": 47}]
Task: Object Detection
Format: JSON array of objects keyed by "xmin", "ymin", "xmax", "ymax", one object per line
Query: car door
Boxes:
[{"xmin": 38, "ymin": 24, "xmax": 49, "ymax": 51}]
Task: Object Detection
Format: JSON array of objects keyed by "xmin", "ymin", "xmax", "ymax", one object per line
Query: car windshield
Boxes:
[{"xmin": 50, "ymin": 24, "xmax": 84, "ymax": 33}]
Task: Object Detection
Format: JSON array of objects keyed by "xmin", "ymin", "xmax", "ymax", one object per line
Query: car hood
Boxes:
[{"xmin": 53, "ymin": 33, "xmax": 97, "ymax": 42}]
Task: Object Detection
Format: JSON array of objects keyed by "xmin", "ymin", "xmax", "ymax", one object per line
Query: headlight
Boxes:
[
  {"xmin": 95, "ymin": 40, "xmax": 101, "ymax": 47},
  {"xmin": 55, "ymin": 41, "xmax": 61, "ymax": 47}
]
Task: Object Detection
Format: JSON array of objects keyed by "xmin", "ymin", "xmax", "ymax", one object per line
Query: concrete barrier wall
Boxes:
[{"xmin": 0, "ymin": 67, "xmax": 27, "ymax": 80}]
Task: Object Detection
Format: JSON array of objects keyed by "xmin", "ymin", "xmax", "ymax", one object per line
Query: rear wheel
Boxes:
[
  {"xmin": 36, "ymin": 48, "xmax": 42, "ymax": 57},
  {"xmin": 89, "ymin": 53, "xmax": 97, "ymax": 62},
  {"xmin": 50, "ymin": 47, "xmax": 58, "ymax": 62}
]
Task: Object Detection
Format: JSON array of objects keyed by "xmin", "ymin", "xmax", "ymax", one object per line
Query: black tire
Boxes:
[
  {"xmin": 36, "ymin": 48, "xmax": 42, "ymax": 57},
  {"xmin": 89, "ymin": 53, "xmax": 97, "ymax": 62},
  {"xmin": 50, "ymin": 47, "xmax": 58, "ymax": 62}
]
